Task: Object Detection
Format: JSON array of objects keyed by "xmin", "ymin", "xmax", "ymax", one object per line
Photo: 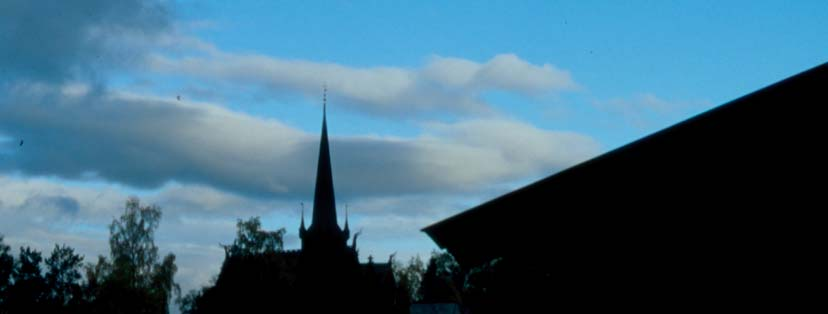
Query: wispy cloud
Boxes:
[
  {"xmin": 593, "ymin": 93, "xmax": 712, "ymax": 130},
  {"xmin": 148, "ymin": 52, "xmax": 578, "ymax": 117}
]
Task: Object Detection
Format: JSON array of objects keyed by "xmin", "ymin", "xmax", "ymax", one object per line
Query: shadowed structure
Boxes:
[
  {"xmin": 297, "ymin": 93, "xmax": 403, "ymax": 312},
  {"xmin": 423, "ymin": 63, "xmax": 826, "ymax": 312},
  {"xmin": 300, "ymin": 96, "xmax": 350, "ymax": 255},
  {"xmin": 184, "ymin": 92, "xmax": 402, "ymax": 313}
]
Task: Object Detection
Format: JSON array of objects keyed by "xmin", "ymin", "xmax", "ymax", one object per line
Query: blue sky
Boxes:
[
  {"xmin": 1, "ymin": 0, "xmax": 826, "ymax": 304},
  {"xmin": 172, "ymin": 0, "xmax": 827, "ymax": 145}
]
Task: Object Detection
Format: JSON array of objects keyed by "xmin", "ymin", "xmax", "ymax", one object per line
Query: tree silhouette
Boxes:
[
  {"xmin": 223, "ymin": 217, "xmax": 286, "ymax": 257},
  {"xmin": 177, "ymin": 286, "xmax": 205, "ymax": 314},
  {"xmin": 0, "ymin": 235, "xmax": 15, "ymax": 310},
  {"xmin": 393, "ymin": 255, "xmax": 425, "ymax": 304},
  {"xmin": 83, "ymin": 255, "xmax": 109, "ymax": 306},
  {"xmin": 5, "ymin": 247, "xmax": 48, "ymax": 312},
  {"xmin": 418, "ymin": 251, "xmax": 462, "ymax": 304},
  {"xmin": 0, "ymin": 198, "xmax": 179, "ymax": 313},
  {"xmin": 87, "ymin": 196, "xmax": 178, "ymax": 314},
  {"xmin": 44, "ymin": 244, "xmax": 85, "ymax": 311},
  {"xmin": 461, "ymin": 257, "xmax": 508, "ymax": 314}
]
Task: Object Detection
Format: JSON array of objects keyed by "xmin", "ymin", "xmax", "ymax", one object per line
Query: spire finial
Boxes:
[{"xmin": 323, "ymin": 83, "xmax": 327, "ymax": 115}]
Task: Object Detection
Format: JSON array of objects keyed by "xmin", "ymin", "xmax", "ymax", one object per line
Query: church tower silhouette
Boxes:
[
  {"xmin": 294, "ymin": 88, "xmax": 369, "ymax": 312},
  {"xmin": 168, "ymin": 89, "xmax": 402, "ymax": 313},
  {"xmin": 270, "ymin": 88, "xmax": 402, "ymax": 313},
  {"xmin": 299, "ymin": 88, "xmax": 351, "ymax": 254}
]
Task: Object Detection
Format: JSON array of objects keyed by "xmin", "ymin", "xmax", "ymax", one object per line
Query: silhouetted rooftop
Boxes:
[{"xmin": 422, "ymin": 62, "xmax": 826, "ymax": 310}]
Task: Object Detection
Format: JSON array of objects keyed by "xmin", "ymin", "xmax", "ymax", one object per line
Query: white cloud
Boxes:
[
  {"xmin": 416, "ymin": 119, "xmax": 599, "ymax": 185},
  {"xmin": 593, "ymin": 93, "xmax": 713, "ymax": 130},
  {"xmin": 0, "ymin": 80, "xmax": 600, "ymax": 297},
  {"xmin": 1, "ymin": 83, "xmax": 599, "ymax": 199},
  {"xmin": 148, "ymin": 52, "xmax": 577, "ymax": 117},
  {"xmin": 425, "ymin": 54, "xmax": 579, "ymax": 93}
]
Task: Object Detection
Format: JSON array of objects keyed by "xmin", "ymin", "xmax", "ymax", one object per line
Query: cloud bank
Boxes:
[
  {"xmin": 0, "ymin": 0, "xmax": 600, "ymax": 302},
  {"xmin": 0, "ymin": 0, "xmax": 172, "ymax": 83},
  {"xmin": 149, "ymin": 53, "xmax": 578, "ymax": 116},
  {"xmin": 0, "ymin": 83, "xmax": 599, "ymax": 200}
]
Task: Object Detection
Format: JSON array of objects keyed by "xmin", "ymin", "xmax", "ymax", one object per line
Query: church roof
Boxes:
[{"xmin": 423, "ymin": 62, "xmax": 827, "ymax": 269}]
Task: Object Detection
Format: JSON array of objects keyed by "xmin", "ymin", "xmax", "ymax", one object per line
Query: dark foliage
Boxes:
[
  {"xmin": 0, "ymin": 236, "xmax": 13, "ymax": 307},
  {"xmin": 5, "ymin": 247, "xmax": 48, "ymax": 312},
  {"xmin": 418, "ymin": 251, "xmax": 462, "ymax": 304},
  {"xmin": 0, "ymin": 197, "xmax": 178, "ymax": 314},
  {"xmin": 223, "ymin": 217, "xmax": 286, "ymax": 257},
  {"xmin": 2, "ymin": 209, "xmax": 507, "ymax": 314},
  {"xmin": 87, "ymin": 197, "xmax": 178, "ymax": 314},
  {"xmin": 393, "ymin": 255, "xmax": 425, "ymax": 304},
  {"xmin": 44, "ymin": 245, "xmax": 85, "ymax": 312}
]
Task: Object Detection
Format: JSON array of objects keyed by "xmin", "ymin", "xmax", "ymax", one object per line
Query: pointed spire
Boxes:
[
  {"xmin": 299, "ymin": 202, "xmax": 306, "ymax": 238},
  {"xmin": 300, "ymin": 202, "xmax": 306, "ymax": 229},
  {"xmin": 344, "ymin": 204, "xmax": 350, "ymax": 232},
  {"xmin": 343, "ymin": 204, "xmax": 351, "ymax": 241},
  {"xmin": 309, "ymin": 85, "xmax": 341, "ymax": 234}
]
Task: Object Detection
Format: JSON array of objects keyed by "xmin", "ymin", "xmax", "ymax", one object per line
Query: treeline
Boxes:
[
  {"xmin": 2, "ymin": 197, "xmax": 507, "ymax": 313},
  {"xmin": 178, "ymin": 218, "xmax": 504, "ymax": 313},
  {"xmin": 0, "ymin": 197, "xmax": 176, "ymax": 314},
  {"xmin": 391, "ymin": 250, "xmax": 506, "ymax": 313}
]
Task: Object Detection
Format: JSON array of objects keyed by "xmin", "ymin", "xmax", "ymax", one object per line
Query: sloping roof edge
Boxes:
[{"xmin": 422, "ymin": 61, "xmax": 828, "ymax": 238}]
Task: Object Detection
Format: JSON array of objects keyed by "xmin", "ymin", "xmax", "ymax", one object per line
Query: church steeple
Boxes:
[
  {"xmin": 299, "ymin": 202, "xmax": 306, "ymax": 238},
  {"xmin": 343, "ymin": 204, "xmax": 350, "ymax": 238},
  {"xmin": 309, "ymin": 86, "xmax": 342, "ymax": 235}
]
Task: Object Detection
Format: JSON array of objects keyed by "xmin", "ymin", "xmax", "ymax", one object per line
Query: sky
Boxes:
[{"xmin": 1, "ymin": 0, "xmax": 826, "ymax": 303}]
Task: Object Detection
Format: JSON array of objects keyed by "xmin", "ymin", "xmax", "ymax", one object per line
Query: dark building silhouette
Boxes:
[
  {"xmin": 423, "ymin": 63, "xmax": 826, "ymax": 312},
  {"xmin": 190, "ymin": 96, "xmax": 401, "ymax": 313},
  {"xmin": 294, "ymin": 97, "xmax": 400, "ymax": 312}
]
